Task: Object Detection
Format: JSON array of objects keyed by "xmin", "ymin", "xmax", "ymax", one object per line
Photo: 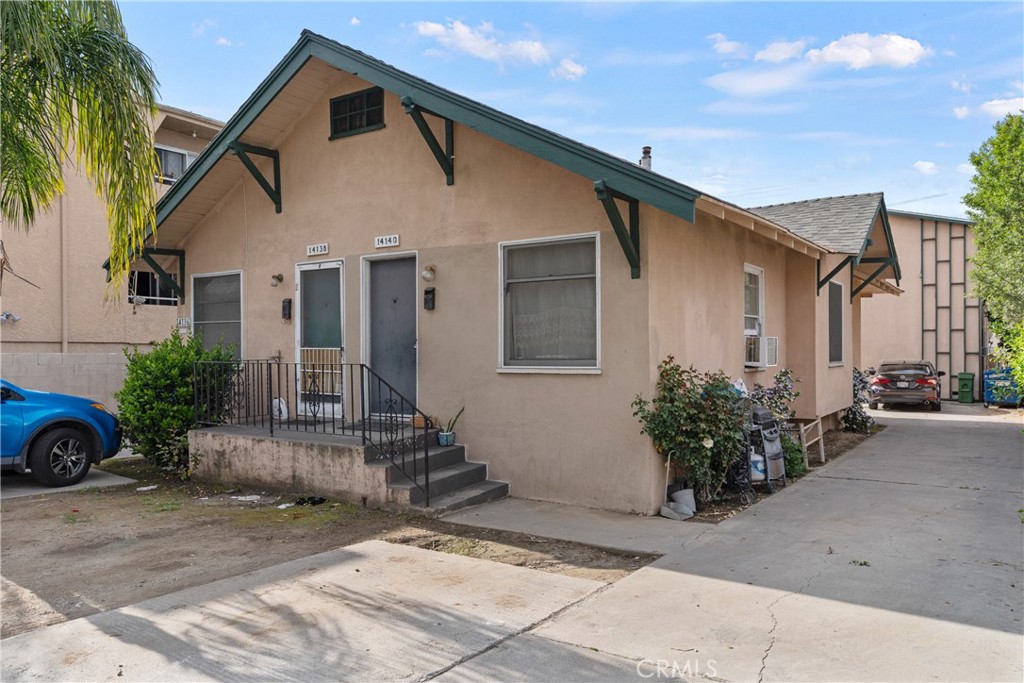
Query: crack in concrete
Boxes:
[
  {"xmin": 419, "ymin": 581, "xmax": 618, "ymax": 681},
  {"xmin": 816, "ymin": 474, "xmax": 1021, "ymax": 495},
  {"xmin": 756, "ymin": 557, "xmax": 831, "ymax": 682}
]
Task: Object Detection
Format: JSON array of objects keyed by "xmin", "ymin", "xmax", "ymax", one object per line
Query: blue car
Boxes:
[{"xmin": 1, "ymin": 379, "xmax": 122, "ymax": 487}]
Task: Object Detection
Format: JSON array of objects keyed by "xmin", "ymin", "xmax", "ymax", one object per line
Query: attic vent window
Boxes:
[{"xmin": 329, "ymin": 87, "xmax": 384, "ymax": 139}]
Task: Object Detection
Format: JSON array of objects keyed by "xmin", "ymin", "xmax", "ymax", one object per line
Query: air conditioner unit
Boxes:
[{"xmin": 745, "ymin": 336, "xmax": 779, "ymax": 368}]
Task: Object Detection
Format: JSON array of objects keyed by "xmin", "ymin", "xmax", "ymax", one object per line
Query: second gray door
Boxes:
[{"xmin": 369, "ymin": 257, "xmax": 417, "ymax": 413}]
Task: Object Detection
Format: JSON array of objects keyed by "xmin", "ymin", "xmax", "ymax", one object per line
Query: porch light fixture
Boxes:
[
  {"xmin": 420, "ymin": 265, "xmax": 436, "ymax": 282},
  {"xmin": 271, "ymin": 273, "xmax": 284, "ymax": 287}
]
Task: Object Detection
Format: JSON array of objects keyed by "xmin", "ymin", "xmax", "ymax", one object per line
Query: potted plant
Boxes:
[{"xmin": 437, "ymin": 406, "xmax": 464, "ymax": 447}]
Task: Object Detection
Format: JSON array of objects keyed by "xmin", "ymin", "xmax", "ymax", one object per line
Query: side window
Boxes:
[
  {"xmin": 744, "ymin": 265, "xmax": 763, "ymax": 336},
  {"xmin": 155, "ymin": 145, "xmax": 197, "ymax": 185},
  {"xmin": 502, "ymin": 236, "xmax": 598, "ymax": 368},
  {"xmin": 193, "ymin": 273, "xmax": 242, "ymax": 357},
  {"xmin": 828, "ymin": 280, "xmax": 844, "ymax": 364},
  {"xmin": 129, "ymin": 271, "xmax": 178, "ymax": 306}
]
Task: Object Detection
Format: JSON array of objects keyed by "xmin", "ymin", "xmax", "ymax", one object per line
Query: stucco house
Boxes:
[
  {"xmin": 858, "ymin": 210, "xmax": 985, "ymax": 401},
  {"xmin": 1, "ymin": 104, "xmax": 221, "ymax": 407},
  {"xmin": 151, "ymin": 31, "xmax": 900, "ymax": 514}
]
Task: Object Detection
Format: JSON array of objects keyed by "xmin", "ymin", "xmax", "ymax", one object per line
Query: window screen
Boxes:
[
  {"xmin": 828, "ymin": 281, "xmax": 844, "ymax": 364},
  {"xmin": 503, "ymin": 237, "xmax": 597, "ymax": 367},
  {"xmin": 193, "ymin": 273, "xmax": 241, "ymax": 357}
]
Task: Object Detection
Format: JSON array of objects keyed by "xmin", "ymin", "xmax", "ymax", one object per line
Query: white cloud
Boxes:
[
  {"xmin": 979, "ymin": 97, "xmax": 1024, "ymax": 119},
  {"xmin": 706, "ymin": 33, "xmax": 748, "ymax": 58},
  {"xmin": 705, "ymin": 62, "xmax": 817, "ymax": 97},
  {"xmin": 215, "ymin": 37, "xmax": 233, "ymax": 47},
  {"xmin": 953, "ymin": 106, "xmax": 970, "ymax": 119},
  {"xmin": 192, "ymin": 19, "xmax": 216, "ymax": 38},
  {"xmin": 913, "ymin": 161, "xmax": 939, "ymax": 175},
  {"xmin": 806, "ymin": 33, "xmax": 932, "ymax": 69},
  {"xmin": 950, "ymin": 79, "xmax": 970, "ymax": 93},
  {"xmin": 957, "ymin": 163, "xmax": 974, "ymax": 175},
  {"xmin": 415, "ymin": 20, "xmax": 549, "ymax": 65},
  {"xmin": 350, "ymin": 17, "xmax": 361, "ymax": 27},
  {"xmin": 551, "ymin": 58, "xmax": 586, "ymax": 82},
  {"xmin": 755, "ymin": 39, "xmax": 808, "ymax": 64}
]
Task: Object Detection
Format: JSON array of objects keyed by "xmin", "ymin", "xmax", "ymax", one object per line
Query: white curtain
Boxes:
[{"xmin": 506, "ymin": 240, "xmax": 596, "ymax": 364}]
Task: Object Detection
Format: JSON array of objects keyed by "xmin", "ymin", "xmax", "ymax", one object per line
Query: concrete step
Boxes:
[
  {"xmin": 388, "ymin": 461, "xmax": 488, "ymax": 505},
  {"xmin": 377, "ymin": 444, "xmax": 467, "ymax": 478},
  {"xmin": 413, "ymin": 480, "xmax": 510, "ymax": 517}
]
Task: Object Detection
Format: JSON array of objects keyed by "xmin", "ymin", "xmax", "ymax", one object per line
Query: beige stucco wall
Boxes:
[
  {"xmin": 1, "ymin": 114, "xmax": 216, "ymax": 355},
  {"xmin": 179, "ymin": 71, "xmax": 663, "ymax": 514},
  {"xmin": 860, "ymin": 213, "xmax": 983, "ymax": 399}
]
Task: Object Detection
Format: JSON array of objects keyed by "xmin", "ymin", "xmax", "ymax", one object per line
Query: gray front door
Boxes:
[{"xmin": 369, "ymin": 257, "xmax": 417, "ymax": 414}]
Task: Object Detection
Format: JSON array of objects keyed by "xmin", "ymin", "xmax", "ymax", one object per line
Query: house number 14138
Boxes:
[{"xmin": 306, "ymin": 243, "xmax": 329, "ymax": 257}]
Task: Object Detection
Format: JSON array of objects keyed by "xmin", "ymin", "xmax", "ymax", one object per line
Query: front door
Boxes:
[
  {"xmin": 368, "ymin": 257, "xmax": 417, "ymax": 414},
  {"xmin": 296, "ymin": 261, "xmax": 344, "ymax": 417}
]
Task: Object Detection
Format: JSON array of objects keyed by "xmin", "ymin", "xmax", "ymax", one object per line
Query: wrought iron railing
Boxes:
[{"xmin": 193, "ymin": 359, "xmax": 430, "ymax": 505}]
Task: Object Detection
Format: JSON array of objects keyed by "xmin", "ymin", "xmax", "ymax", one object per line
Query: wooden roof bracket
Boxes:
[
  {"xmin": 401, "ymin": 96, "xmax": 454, "ymax": 186},
  {"xmin": 228, "ymin": 141, "xmax": 281, "ymax": 213},
  {"xmin": 851, "ymin": 257, "xmax": 896, "ymax": 299},
  {"xmin": 139, "ymin": 247, "xmax": 186, "ymax": 304},
  {"xmin": 817, "ymin": 255, "xmax": 854, "ymax": 294},
  {"xmin": 594, "ymin": 180, "xmax": 640, "ymax": 279}
]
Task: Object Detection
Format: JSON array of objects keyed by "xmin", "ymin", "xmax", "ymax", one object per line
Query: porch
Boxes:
[{"xmin": 190, "ymin": 359, "xmax": 507, "ymax": 515}]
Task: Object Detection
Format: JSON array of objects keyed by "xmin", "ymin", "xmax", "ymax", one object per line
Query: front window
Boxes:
[
  {"xmin": 329, "ymin": 87, "xmax": 385, "ymax": 139},
  {"xmin": 193, "ymin": 273, "xmax": 241, "ymax": 357},
  {"xmin": 502, "ymin": 236, "xmax": 598, "ymax": 368}
]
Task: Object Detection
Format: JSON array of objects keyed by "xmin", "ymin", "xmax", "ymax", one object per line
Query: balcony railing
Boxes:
[{"xmin": 193, "ymin": 359, "xmax": 430, "ymax": 505}]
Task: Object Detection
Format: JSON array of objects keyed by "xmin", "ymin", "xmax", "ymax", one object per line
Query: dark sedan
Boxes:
[{"xmin": 868, "ymin": 361, "xmax": 945, "ymax": 412}]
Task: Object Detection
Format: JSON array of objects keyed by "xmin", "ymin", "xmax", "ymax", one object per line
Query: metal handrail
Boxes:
[{"xmin": 193, "ymin": 359, "xmax": 430, "ymax": 506}]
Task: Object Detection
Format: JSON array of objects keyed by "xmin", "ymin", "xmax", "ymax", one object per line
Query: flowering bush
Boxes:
[
  {"xmin": 632, "ymin": 357, "xmax": 747, "ymax": 503},
  {"xmin": 749, "ymin": 368, "xmax": 801, "ymax": 422},
  {"xmin": 841, "ymin": 367, "xmax": 875, "ymax": 433}
]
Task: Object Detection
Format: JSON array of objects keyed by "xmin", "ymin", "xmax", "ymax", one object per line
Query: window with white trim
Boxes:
[
  {"xmin": 193, "ymin": 273, "xmax": 241, "ymax": 357},
  {"xmin": 744, "ymin": 264, "xmax": 777, "ymax": 368},
  {"xmin": 828, "ymin": 280, "xmax": 844, "ymax": 364},
  {"xmin": 155, "ymin": 145, "xmax": 197, "ymax": 185},
  {"xmin": 502, "ymin": 236, "xmax": 597, "ymax": 368}
]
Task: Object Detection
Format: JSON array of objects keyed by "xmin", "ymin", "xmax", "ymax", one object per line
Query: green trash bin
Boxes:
[{"xmin": 957, "ymin": 373, "xmax": 975, "ymax": 403}]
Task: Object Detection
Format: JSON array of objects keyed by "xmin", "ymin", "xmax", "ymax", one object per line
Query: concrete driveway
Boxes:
[
  {"xmin": 0, "ymin": 450, "xmax": 137, "ymax": 500},
  {"xmin": 452, "ymin": 404, "xmax": 1023, "ymax": 682},
  {"xmin": 2, "ymin": 405, "xmax": 1021, "ymax": 682}
]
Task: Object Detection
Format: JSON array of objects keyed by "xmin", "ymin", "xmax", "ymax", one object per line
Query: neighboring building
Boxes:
[
  {"xmin": 1, "ymin": 105, "xmax": 222, "ymax": 406},
  {"xmin": 146, "ymin": 31, "xmax": 901, "ymax": 514},
  {"xmin": 859, "ymin": 210, "xmax": 984, "ymax": 400}
]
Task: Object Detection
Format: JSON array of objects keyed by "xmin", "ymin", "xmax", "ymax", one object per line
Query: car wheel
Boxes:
[
  {"xmin": 868, "ymin": 401, "xmax": 878, "ymax": 410},
  {"xmin": 931, "ymin": 401, "xmax": 942, "ymax": 412},
  {"xmin": 29, "ymin": 427, "xmax": 93, "ymax": 487}
]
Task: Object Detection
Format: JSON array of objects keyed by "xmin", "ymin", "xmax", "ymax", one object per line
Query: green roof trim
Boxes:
[{"xmin": 152, "ymin": 30, "xmax": 699, "ymax": 238}]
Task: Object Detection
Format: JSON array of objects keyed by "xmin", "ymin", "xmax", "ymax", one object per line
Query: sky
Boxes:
[{"xmin": 119, "ymin": 2, "xmax": 1024, "ymax": 219}]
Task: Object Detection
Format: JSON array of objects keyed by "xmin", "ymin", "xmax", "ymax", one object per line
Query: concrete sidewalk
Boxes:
[{"xmin": 1, "ymin": 541, "xmax": 603, "ymax": 682}]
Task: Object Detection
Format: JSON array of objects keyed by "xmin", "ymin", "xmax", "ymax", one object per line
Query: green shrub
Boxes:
[
  {"xmin": 842, "ymin": 367, "xmax": 875, "ymax": 434},
  {"xmin": 781, "ymin": 433, "xmax": 807, "ymax": 477},
  {"xmin": 632, "ymin": 357, "xmax": 747, "ymax": 504},
  {"xmin": 116, "ymin": 329, "xmax": 234, "ymax": 475},
  {"xmin": 749, "ymin": 368, "xmax": 801, "ymax": 422}
]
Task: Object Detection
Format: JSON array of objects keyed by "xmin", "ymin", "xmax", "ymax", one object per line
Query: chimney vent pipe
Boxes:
[{"xmin": 640, "ymin": 146, "xmax": 652, "ymax": 170}]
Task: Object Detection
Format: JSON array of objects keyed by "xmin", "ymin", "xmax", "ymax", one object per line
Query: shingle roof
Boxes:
[{"xmin": 747, "ymin": 192, "xmax": 884, "ymax": 254}]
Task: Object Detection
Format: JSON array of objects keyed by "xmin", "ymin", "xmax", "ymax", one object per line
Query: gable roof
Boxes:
[
  {"xmin": 153, "ymin": 30, "xmax": 700, "ymax": 237},
  {"xmin": 748, "ymin": 191, "xmax": 902, "ymax": 289},
  {"xmin": 748, "ymin": 193, "xmax": 885, "ymax": 254}
]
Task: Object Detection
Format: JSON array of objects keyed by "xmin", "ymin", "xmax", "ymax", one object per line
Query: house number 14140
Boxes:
[{"xmin": 374, "ymin": 234, "xmax": 400, "ymax": 249}]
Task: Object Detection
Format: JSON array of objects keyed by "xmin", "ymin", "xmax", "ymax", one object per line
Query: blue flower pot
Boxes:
[{"xmin": 437, "ymin": 431, "xmax": 455, "ymax": 446}]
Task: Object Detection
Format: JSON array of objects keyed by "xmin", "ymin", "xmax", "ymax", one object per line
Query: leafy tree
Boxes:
[
  {"xmin": 1, "ymin": 0, "xmax": 159, "ymax": 284},
  {"xmin": 963, "ymin": 113, "xmax": 1024, "ymax": 387}
]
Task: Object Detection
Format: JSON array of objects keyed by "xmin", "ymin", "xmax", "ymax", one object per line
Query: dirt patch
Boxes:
[
  {"xmin": 1, "ymin": 458, "xmax": 655, "ymax": 639},
  {"xmin": 690, "ymin": 425, "xmax": 885, "ymax": 523}
]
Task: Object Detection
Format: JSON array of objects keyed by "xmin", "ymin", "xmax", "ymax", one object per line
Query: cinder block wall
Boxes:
[{"xmin": 1, "ymin": 353, "xmax": 128, "ymax": 410}]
